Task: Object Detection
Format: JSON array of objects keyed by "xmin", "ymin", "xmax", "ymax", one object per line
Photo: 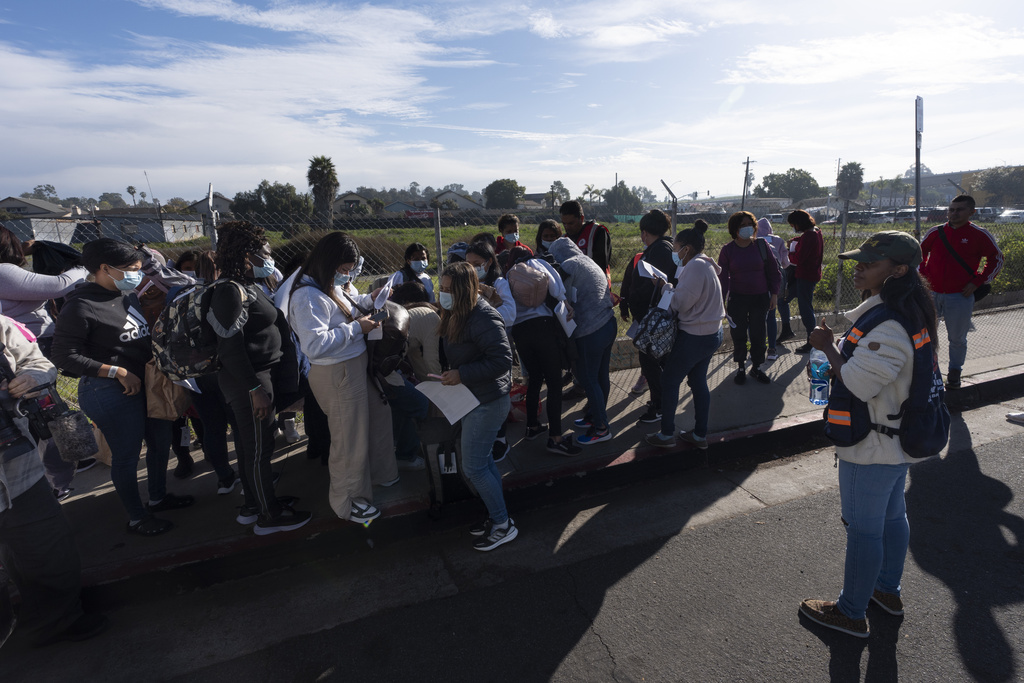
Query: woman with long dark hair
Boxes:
[
  {"xmin": 800, "ymin": 231, "xmax": 938, "ymax": 638},
  {"xmin": 778, "ymin": 209, "xmax": 824, "ymax": 352},
  {"xmin": 392, "ymin": 242, "xmax": 434, "ymax": 302},
  {"xmin": 52, "ymin": 239, "xmax": 191, "ymax": 535},
  {"xmin": 438, "ymin": 262, "xmax": 517, "ymax": 550},
  {"xmin": 465, "ymin": 241, "xmax": 516, "ymax": 327},
  {"xmin": 717, "ymin": 211, "xmax": 781, "ymax": 385},
  {"xmin": 288, "ymin": 232, "xmax": 397, "ymax": 524},
  {"xmin": 210, "ymin": 221, "xmax": 310, "ymax": 536}
]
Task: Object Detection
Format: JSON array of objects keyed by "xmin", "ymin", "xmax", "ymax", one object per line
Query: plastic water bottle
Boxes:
[{"xmin": 809, "ymin": 348, "xmax": 830, "ymax": 405}]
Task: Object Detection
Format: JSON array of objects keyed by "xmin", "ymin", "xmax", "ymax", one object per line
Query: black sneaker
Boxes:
[
  {"xmin": 525, "ymin": 424, "xmax": 548, "ymax": 440},
  {"xmin": 350, "ymin": 500, "xmax": 381, "ymax": 524},
  {"xmin": 945, "ymin": 368, "xmax": 962, "ymax": 390},
  {"xmin": 54, "ymin": 486, "xmax": 73, "ymax": 502},
  {"xmin": 253, "ymin": 508, "xmax": 312, "ymax": 536},
  {"xmin": 147, "ymin": 492, "xmax": 195, "ymax": 513},
  {"xmin": 473, "ymin": 518, "xmax": 518, "ymax": 551},
  {"xmin": 636, "ymin": 408, "xmax": 662, "ymax": 424},
  {"xmin": 492, "ymin": 438, "xmax": 510, "ymax": 463},
  {"xmin": 734, "ymin": 368, "xmax": 747, "ymax": 385},
  {"xmin": 776, "ymin": 329, "xmax": 795, "ymax": 343},
  {"xmin": 749, "ymin": 367, "xmax": 772, "ymax": 384},
  {"xmin": 794, "ymin": 343, "xmax": 813, "ymax": 354},
  {"xmin": 75, "ymin": 457, "xmax": 98, "ymax": 473},
  {"xmin": 546, "ymin": 438, "xmax": 582, "ymax": 456},
  {"xmin": 217, "ymin": 472, "xmax": 240, "ymax": 495},
  {"xmin": 469, "ymin": 518, "xmax": 493, "ymax": 537}
]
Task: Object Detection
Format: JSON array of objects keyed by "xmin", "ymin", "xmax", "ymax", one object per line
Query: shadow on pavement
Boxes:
[{"xmin": 906, "ymin": 413, "xmax": 1024, "ymax": 683}]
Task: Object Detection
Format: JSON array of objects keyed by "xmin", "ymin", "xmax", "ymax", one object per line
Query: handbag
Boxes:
[
  {"xmin": 145, "ymin": 359, "xmax": 192, "ymax": 421},
  {"xmin": 937, "ymin": 226, "xmax": 991, "ymax": 301},
  {"xmin": 633, "ymin": 307, "xmax": 677, "ymax": 359}
]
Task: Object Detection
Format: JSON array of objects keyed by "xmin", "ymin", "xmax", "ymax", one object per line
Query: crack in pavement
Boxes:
[{"xmin": 564, "ymin": 564, "xmax": 622, "ymax": 683}]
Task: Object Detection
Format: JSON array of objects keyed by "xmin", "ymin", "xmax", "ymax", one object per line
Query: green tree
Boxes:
[
  {"xmin": 163, "ymin": 197, "xmax": 191, "ymax": 213},
  {"xmin": 603, "ymin": 181, "xmax": 643, "ymax": 215},
  {"xmin": 484, "ymin": 178, "xmax": 525, "ymax": 209},
  {"xmin": 546, "ymin": 180, "xmax": 571, "ymax": 208},
  {"xmin": 138, "ymin": 191, "xmax": 150, "ymax": 206},
  {"xmin": 752, "ymin": 168, "xmax": 822, "ymax": 202},
  {"xmin": 233, "ymin": 180, "xmax": 312, "ymax": 237},
  {"xmin": 307, "ymin": 155, "xmax": 339, "ymax": 228},
  {"xmin": 368, "ymin": 197, "xmax": 385, "ymax": 212},
  {"xmin": 441, "ymin": 183, "xmax": 466, "ymax": 195},
  {"xmin": 126, "ymin": 185, "xmax": 137, "ymax": 206},
  {"xmin": 972, "ymin": 166, "xmax": 1024, "ymax": 205},
  {"xmin": 633, "ymin": 185, "xmax": 658, "ymax": 204},
  {"xmin": 836, "ymin": 162, "xmax": 864, "ymax": 200},
  {"xmin": 20, "ymin": 184, "xmax": 58, "ymax": 202},
  {"xmin": 98, "ymin": 192, "xmax": 128, "ymax": 208}
]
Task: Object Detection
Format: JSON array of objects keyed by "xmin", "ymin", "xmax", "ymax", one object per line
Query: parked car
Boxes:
[
  {"xmin": 894, "ymin": 209, "xmax": 917, "ymax": 223},
  {"xmin": 974, "ymin": 207, "xmax": 1000, "ymax": 222},
  {"xmin": 761, "ymin": 213, "xmax": 784, "ymax": 223},
  {"xmin": 995, "ymin": 209, "xmax": 1024, "ymax": 224},
  {"xmin": 869, "ymin": 211, "xmax": 895, "ymax": 224}
]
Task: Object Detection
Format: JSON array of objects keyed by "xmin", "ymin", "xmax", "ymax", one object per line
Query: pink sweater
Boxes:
[{"xmin": 670, "ymin": 255, "xmax": 725, "ymax": 336}]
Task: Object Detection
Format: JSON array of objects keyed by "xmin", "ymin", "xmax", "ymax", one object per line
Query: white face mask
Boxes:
[
  {"xmin": 410, "ymin": 260, "xmax": 428, "ymax": 274},
  {"xmin": 475, "ymin": 265, "xmax": 488, "ymax": 279},
  {"xmin": 505, "ymin": 232, "xmax": 519, "ymax": 243},
  {"xmin": 738, "ymin": 226, "xmax": 755, "ymax": 240}
]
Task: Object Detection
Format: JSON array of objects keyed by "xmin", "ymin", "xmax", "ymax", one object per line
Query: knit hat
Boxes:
[{"xmin": 838, "ymin": 231, "xmax": 922, "ymax": 268}]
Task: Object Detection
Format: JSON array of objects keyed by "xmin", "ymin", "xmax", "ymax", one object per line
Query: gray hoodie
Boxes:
[{"xmin": 548, "ymin": 237, "xmax": 613, "ymax": 338}]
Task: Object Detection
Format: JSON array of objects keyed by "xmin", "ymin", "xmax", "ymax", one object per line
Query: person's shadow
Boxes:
[{"xmin": 906, "ymin": 412, "xmax": 1024, "ymax": 682}]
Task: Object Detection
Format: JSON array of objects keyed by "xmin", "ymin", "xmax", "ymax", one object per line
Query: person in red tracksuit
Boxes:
[{"xmin": 918, "ymin": 194, "xmax": 1003, "ymax": 390}]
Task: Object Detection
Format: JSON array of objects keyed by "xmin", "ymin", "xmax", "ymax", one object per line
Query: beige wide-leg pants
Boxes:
[{"xmin": 307, "ymin": 353, "xmax": 397, "ymax": 520}]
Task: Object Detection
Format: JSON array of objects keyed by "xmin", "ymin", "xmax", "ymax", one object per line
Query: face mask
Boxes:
[
  {"xmin": 738, "ymin": 226, "xmax": 755, "ymax": 240},
  {"xmin": 506, "ymin": 232, "xmax": 519, "ymax": 243},
  {"xmin": 672, "ymin": 251, "xmax": 684, "ymax": 268},
  {"xmin": 181, "ymin": 270, "xmax": 196, "ymax": 278},
  {"xmin": 351, "ymin": 256, "xmax": 364, "ymax": 278},
  {"xmin": 541, "ymin": 239, "xmax": 553, "ymax": 250},
  {"xmin": 110, "ymin": 266, "xmax": 143, "ymax": 291},
  {"xmin": 438, "ymin": 291, "xmax": 454, "ymax": 310},
  {"xmin": 410, "ymin": 260, "xmax": 428, "ymax": 274},
  {"xmin": 252, "ymin": 256, "xmax": 275, "ymax": 279},
  {"xmin": 475, "ymin": 265, "xmax": 488, "ymax": 279},
  {"xmin": 334, "ymin": 272, "xmax": 352, "ymax": 287}
]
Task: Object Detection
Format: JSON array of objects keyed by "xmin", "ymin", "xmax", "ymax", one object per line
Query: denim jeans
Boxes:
[
  {"xmin": 77, "ymin": 376, "xmax": 172, "ymax": 521},
  {"xmin": 781, "ymin": 278, "xmax": 817, "ymax": 338},
  {"xmin": 574, "ymin": 316, "xmax": 617, "ymax": 430},
  {"xmin": 932, "ymin": 291, "xmax": 974, "ymax": 371},
  {"xmin": 659, "ymin": 328, "xmax": 723, "ymax": 438},
  {"xmin": 461, "ymin": 393, "xmax": 511, "ymax": 525},
  {"xmin": 836, "ymin": 460, "xmax": 910, "ymax": 621},
  {"xmin": 383, "ymin": 378, "xmax": 430, "ymax": 461}
]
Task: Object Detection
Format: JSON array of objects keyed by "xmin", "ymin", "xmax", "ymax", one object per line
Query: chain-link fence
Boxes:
[{"xmin": 14, "ymin": 208, "xmax": 1024, "ymax": 410}]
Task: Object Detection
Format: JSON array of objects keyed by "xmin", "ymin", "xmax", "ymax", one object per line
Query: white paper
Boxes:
[
  {"xmin": 637, "ymin": 260, "xmax": 667, "ymax": 281},
  {"xmin": 554, "ymin": 301, "xmax": 577, "ymax": 337},
  {"xmin": 175, "ymin": 378, "xmax": 200, "ymax": 394},
  {"xmin": 374, "ymin": 274, "xmax": 398, "ymax": 309},
  {"xmin": 414, "ymin": 380, "xmax": 481, "ymax": 425},
  {"xmin": 367, "ymin": 326, "xmax": 383, "ymax": 340},
  {"xmin": 657, "ymin": 290, "xmax": 674, "ymax": 311}
]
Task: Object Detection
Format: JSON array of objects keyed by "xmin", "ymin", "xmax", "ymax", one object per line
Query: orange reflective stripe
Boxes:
[
  {"xmin": 913, "ymin": 329, "xmax": 931, "ymax": 349},
  {"xmin": 846, "ymin": 327, "xmax": 863, "ymax": 344},
  {"xmin": 827, "ymin": 409, "xmax": 852, "ymax": 426}
]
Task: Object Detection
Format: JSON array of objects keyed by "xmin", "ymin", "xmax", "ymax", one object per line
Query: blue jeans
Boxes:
[
  {"xmin": 932, "ymin": 291, "xmax": 974, "ymax": 371},
  {"xmin": 461, "ymin": 393, "xmax": 511, "ymax": 525},
  {"xmin": 660, "ymin": 328, "xmax": 723, "ymax": 438},
  {"xmin": 383, "ymin": 378, "xmax": 430, "ymax": 461},
  {"xmin": 78, "ymin": 376, "xmax": 172, "ymax": 522},
  {"xmin": 782, "ymin": 278, "xmax": 817, "ymax": 338},
  {"xmin": 836, "ymin": 460, "xmax": 910, "ymax": 620},
  {"xmin": 574, "ymin": 316, "xmax": 617, "ymax": 430}
]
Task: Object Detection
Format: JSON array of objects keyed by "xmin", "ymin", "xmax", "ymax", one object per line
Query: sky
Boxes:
[{"xmin": 2, "ymin": 0, "xmax": 1024, "ymax": 205}]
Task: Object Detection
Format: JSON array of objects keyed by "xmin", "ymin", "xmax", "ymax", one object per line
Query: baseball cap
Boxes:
[{"xmin": 838, "ymin": 231, "xmax": 922, "ymax": 269}]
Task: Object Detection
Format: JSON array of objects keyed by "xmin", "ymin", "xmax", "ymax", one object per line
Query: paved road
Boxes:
[{"xmin": 2, "ymin": 405, "xmax": 1023, "ymax": 682}]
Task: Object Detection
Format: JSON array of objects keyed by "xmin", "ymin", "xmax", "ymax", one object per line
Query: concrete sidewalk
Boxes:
[{"xmin": 53, "ymin": 304, "xmax": 1024, "ymax": 588}]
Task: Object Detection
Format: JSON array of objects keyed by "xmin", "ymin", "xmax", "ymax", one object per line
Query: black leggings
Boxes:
[
  {"xmin": 511, "ymin": 316, "xmax": 565, "ymax": 437},
  {"xmin": 727, "ymin": 292, "xmax": 770, "ymax": 367},
  {"xmin": 218, "ymin": 368, "xmax": 281, "ymax": 517}
]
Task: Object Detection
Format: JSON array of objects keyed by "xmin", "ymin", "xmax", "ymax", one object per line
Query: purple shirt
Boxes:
[{"xmin": 717, "ymin": 238, "xmax": 781, "ymax": 299}]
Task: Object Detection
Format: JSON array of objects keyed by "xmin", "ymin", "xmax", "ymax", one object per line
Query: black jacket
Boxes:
[
  {"xmin": 442, "ymin": 299, "xmax": 512, "ymax": 404},
  {"xmin": 52, "ymin": 283, "xmax": 153, "ymax": 379},
  {"xmin": 620, "ymin": 237, "xmax": 677, "ymax": 320}
]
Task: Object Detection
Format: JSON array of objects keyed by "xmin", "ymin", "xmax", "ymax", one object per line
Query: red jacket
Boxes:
[
  {"xmin": 919, "ymin": 222, "xmax": 1003, "ymax": 294},
  {"xmin": 791, "ymin": 228, "xmax": 823, "ymax": 283}
]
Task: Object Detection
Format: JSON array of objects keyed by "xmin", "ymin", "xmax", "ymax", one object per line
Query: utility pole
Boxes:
[
  {"xmin": 660, "ymin": 179, "xmax": 678, "ymax": 238},
  {"xmin": 915, "ymin": 97, "xmax": 923, "ymax": 240},
  {"xmin": 740, "ymin": 157, "xmax": 755, "ymax": 211}
]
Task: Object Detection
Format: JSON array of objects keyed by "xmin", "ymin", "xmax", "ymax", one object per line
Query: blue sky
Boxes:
[{"xmin": 2, "ymin": 0, "xmax": 1023, "ymax": 204}]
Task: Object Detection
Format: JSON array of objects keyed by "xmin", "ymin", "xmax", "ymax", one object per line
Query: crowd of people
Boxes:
[{"xmin": 0, "ymin": 195, "xmax": 1005, "ymax": 646}]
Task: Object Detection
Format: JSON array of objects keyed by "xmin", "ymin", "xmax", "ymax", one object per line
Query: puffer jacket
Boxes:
[{"xmin": 441, "ymin": 299, "xmax": 512, "ymax": 404}]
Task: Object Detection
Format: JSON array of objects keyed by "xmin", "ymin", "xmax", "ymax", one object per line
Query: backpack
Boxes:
[
  {"xmin": 346, "ymin": 295, "xmax": 411, "ymax": 379},
  {"xmin": 151, "ymin": 279, "xmax": 248, "ymax": 381},
  {"xmin": 506, "ymin": 261, "xmax": 549, "ymax": 307},
  {"xmin": 824, "ymin": 305, "xmax": 950, "ymax": 459}
]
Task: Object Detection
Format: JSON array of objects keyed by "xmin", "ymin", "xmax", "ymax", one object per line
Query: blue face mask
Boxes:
[
  {"xmin": 738, "ymin": 226, "xmax": 755, "ymax": 240},
  {"xmin": 334, "ymin": 272, "xmax": 352, "ymax": 287},
  {"xmin": 475, "ymin": 265, "xmax": 488, "ymax": 280},
  {"xmin": 438, "ymin": 291, "xmax": 454, "ymax": 310},
  {"xmin": 110, "ymin": 266, "xmax": 143, "ymax": 291},
  {"xmin": 506, "ymin": 232, "xmax": 519, "ymax": 243},
  {"xmin": 672, "ymin": 251, "xmax": 684, "ymax": 267},
  {"xmin": 410, "ymin": 260, "xmax": 428, "ymax": 274},
  {"xmin": 252, "ymin": 256, "xmax": 275, "ymax": 279},
  {"xmin": 541, "ymin": 239, "xmax": 553, "ymax": 250}
]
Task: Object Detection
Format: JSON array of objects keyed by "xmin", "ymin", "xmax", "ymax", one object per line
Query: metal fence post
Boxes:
[
  {"xmin": 433, "ymin": 207, "xmax": 443, "ymax": 274},
  {"xmin": 834, "ymin": 199, "xmax": 850, "ymax": 313}
]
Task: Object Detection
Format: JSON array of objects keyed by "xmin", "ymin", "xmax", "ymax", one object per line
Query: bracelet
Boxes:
[{"xmin": 107, "ymin": 366, "xmax": 120, "ymax": 379}]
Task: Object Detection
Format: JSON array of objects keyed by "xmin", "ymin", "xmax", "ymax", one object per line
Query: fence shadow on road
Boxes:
[
  {"xmin": 906, "ymin": 413, "xmax": 1024, "ymax": 683},
  {"xmin": 799, "ymin": 612, "xmax": 902, "ymax": 683}
]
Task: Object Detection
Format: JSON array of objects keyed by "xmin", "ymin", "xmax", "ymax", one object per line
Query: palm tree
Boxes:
[
  {"xmin": 126, "ymin": 185, "xmax": 137, "ymax": 206},
  {"xmin": 583, "ymin": 183, "xmax": 596, "ymax": 212},
  {"xmin": 139, "ymin": 191, "xmax": 147, "ymax": 205},
  {"xmin": 307, "ymin": 155, "xmax": 339, "ymax": 228}
]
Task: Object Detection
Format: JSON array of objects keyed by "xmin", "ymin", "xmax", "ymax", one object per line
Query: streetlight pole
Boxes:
[
  {"xmin": 661, "ymin": 179, "xmax": 678, "ymax": 238},
  {"xmin": 740, "ymin": 157, "xmax": 756, "ymax": 211}
]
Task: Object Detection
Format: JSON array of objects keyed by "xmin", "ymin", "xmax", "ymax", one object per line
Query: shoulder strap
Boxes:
[{"xmin": 936, "ymin": 225, "xmax": 976, "ymax": 277}]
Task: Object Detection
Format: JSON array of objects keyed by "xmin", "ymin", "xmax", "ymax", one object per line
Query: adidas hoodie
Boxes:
[{"xmin": 51, "ymin": 282, "xmax": 153, "ymax": 379}]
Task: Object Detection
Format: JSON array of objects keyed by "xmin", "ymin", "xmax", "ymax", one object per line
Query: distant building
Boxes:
[
  {"xmin": 0, "ymin": 197, "xmax": 69, "ymax": 217},
  {"xmin": 188, "ymin": 192, "xmax": 233, "ymax": 216},
  {"xmin": 333, "ymin": 192, "xmax": 370, "ymax": 212},
  {"xmin": 383, "ymin": 201, "xmax": 427, "ymax": 212},
  {"xmin": 431, "ymin": 190, "xmax": 484, "ymax": 210}
]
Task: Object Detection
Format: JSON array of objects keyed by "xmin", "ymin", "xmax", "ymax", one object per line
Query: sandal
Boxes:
[{"xmin": 127, "ymin": 515, "xmax": 174, "ymax": 536}]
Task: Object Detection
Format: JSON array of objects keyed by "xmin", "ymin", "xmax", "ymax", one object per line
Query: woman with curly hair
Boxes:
[
  {"xmin": 438, "ymin": 262, "xmax": 517, "ymax": 551},
  {"xmin": 210, "ymin": 221, "xmax": 310, "ymax": 536}
]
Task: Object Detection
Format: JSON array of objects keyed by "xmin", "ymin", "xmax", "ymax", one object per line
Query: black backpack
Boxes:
[{"xmin": 824, "ymin": 305, "xmax": 950, "ymax": 459}]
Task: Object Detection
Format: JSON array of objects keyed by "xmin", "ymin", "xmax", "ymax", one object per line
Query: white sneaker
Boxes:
[
  {"xmin": 1007, "ymin": 412, "xmax": 1024, "ymax": 426},
  {"xmin": 283, "ymin": 418, "xmax": 301, "ymax": 443},
  {"xmin": 350, "ymin": 500, "xmax": 381, "ymax": 524}
]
